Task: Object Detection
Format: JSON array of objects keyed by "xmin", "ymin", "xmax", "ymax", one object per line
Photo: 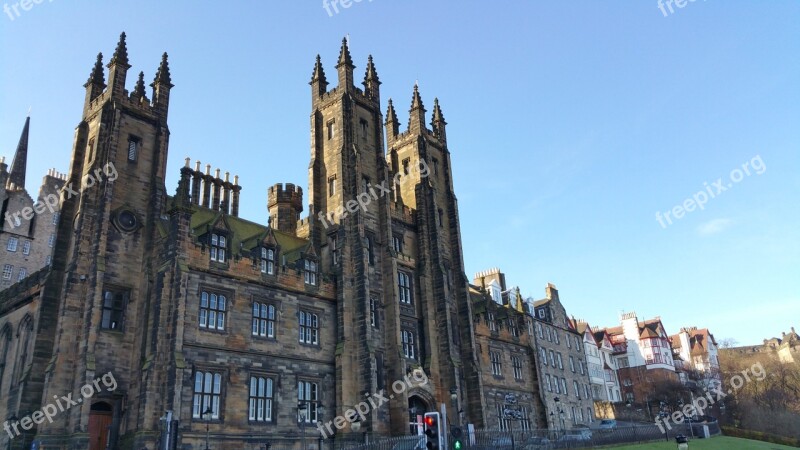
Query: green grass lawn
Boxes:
[{"xmin": 606, "ymin": 436, "xmax": 798, "ymax": 449}]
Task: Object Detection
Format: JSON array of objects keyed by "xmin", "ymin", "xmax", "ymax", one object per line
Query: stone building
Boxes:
[
  {"xmin": 1, "ymin": 117, "xmax": 65, "ymax": 290},
  {"xmin": 528, "ymin": 284, "xmax": 595, "ymax": 430},
  {"xmin": 0, "ymin": 34, "xmax": 559, "ymax": 449},
  {"xmin": 470, "ymin": 268, "xmax": 545, "ymax": 431}
]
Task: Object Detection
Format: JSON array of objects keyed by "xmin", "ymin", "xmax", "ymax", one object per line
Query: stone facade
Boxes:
[
  {"xmin": 1, "ymin": 117, "xmax": 65, "ymax": 291},
  {"xmin": 0, "ymin": 34, "xmax": 564, "ymax": 450}
]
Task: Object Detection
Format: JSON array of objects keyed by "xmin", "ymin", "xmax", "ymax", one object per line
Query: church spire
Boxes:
[
  {"xmin": 385, "ymin": 98, "xmax": 399, "ymax": 145},
  {"xmin": 7, "ymin": 115, "xmax": 30, "ymax": 190},
  {"xmin": 84, "ymin": 53, "xmax": 106, "ymax": 105},
  {"xmin": 107, "ymin": 32, "xmax": 131, "ymax": 98},
  {"xmin": 132, "ymin": 71, "xmax": 148, "ymax": 101},
  {"xmin": 151, "ymin": 52, "xmax": 173, "ymax": 116},
  {"xmin": 431, "ymin": 98, "xmax": 447, "ymax": 142}
]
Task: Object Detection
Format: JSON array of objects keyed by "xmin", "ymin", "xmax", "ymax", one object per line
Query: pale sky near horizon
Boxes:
[{"xmin": 1, "ymin": 1, "xmax": 798, "ymax": 346}]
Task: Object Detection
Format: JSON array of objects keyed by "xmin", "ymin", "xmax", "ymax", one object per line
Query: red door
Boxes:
[{"xmin": 88, "ymin": 402, "xmax": 113, "ymax": 450}]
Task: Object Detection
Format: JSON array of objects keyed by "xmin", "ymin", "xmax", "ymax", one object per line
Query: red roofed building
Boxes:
[{"xmin": 671, "ymin": 327, "xmax": 721, "ymax": 391}]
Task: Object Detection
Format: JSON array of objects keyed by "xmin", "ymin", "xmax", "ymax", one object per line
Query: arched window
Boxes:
[{"xmin": 13, "ymin": 315, "xmax": 33, "ymax": 385}]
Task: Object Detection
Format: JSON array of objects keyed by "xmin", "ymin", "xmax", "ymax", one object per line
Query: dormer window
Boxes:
[
  {"xmin": 304, "ymin": 259, "xmax": 317, "ymax": 286},
  {"xmin": 260, "ymin": 247, "xmax": 275, "ymax": 275},
  {"xmin": 210, "ymin": 233, "xmax": 227, "ymax": 263}
]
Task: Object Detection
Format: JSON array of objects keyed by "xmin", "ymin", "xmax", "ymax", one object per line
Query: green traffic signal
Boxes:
[{"xmin": 453, "ymin": 440, "xmax": 462, "ymax": 449}]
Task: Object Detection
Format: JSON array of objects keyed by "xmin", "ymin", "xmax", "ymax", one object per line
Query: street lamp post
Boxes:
[
  {"xmin": 316, "ymin": 405, "xmax": 325, "ymax": 450},
  {"xmin": 298, "ymin": 402, "xmax": 308, "ymax": 450},
  {"xmin": 200, "ymin": 407, "xmax": 213, "ymax": 450}
]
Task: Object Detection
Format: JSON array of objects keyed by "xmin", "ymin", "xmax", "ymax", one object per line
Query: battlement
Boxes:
[
  {"xmin": 474, "ymin": 268, "xmax": 501, "ymax": 279},
  {"xmin": 620, "ymin": 311, "xmax": 638, "ymax": 321},
  {"xmin": 268, "ymin": 183, "xmax": 304, "ymax": 210}
]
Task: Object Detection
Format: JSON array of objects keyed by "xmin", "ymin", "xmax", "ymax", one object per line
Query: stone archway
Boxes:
[{"xmin": 408, "ymin": 393, "xmax": 433, "ymax": 434}]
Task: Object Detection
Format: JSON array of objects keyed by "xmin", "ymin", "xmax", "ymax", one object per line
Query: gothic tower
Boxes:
[{"xmin": 35, "ymin": 32, "xmax": 173, "ymax": 447}]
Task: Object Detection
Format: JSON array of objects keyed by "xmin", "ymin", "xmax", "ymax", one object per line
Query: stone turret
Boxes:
[{"xmin": 268, "ymin": 183, "xmax": 303, "ymax": 235}]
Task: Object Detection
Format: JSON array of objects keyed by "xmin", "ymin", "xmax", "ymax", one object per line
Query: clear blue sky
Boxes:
[{"xmin": 1, "ymin": 1, "xmax": 798, "ymax": 346}]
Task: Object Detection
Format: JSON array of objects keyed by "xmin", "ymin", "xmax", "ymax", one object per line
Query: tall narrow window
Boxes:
[
  {"xmin": 260, "ymin": 248, "xmax": 275, "ymax": 274},
  {"xmin": 0, "ymin": 330, "xmax": 10, "ymax": 389},
  {"xmin": 545, "ymin": 374, "xmax": 552, "ymax": 391},
  {"xmin": 48, "ymin": 233, "xmax": 54, "ymax": 248},
  {"xmin": 402, "ymin": 158, "xmax": 410, "ymax": 175},
  {"xmin": 252, "ymin": 303, "xmax": 276, "ymax": 338},
  {"xmin": 369, "ymin": 297, "xmax": 379, "ymax": 329},
  {"xmin": 328, "ymin": 176, "xmax": 336, "ymax": 197},
  {"xmin": 490, "ymin": 351, "xmax": 502, "ymax": 376},
  {"xmin": 392, "ymin": 234, "xmax": 403, "ymax": 253},
  {"xmin": 402, "ymin": 330, "xmax": 416, "ymax": 359},
  {"xmin": 298, "ymin": 381, "xmax": 318, "ymax": 423},
  {"xmin": 557, "ymin": 353, "xmax": 564, "ymax": 369},
  {"xmin": 127, "ymin": 137, "xmax": 139, "ymax": 162},
  {"xmin": 512, "ymin": 356, "xmax": 523, "ymax": 380},
  {"xmin": 101, "ymin": 289, "xmax": 126, "ymax": 330},
  {"xmin": 330, "ymin": 236, "xmax": 339, "ymax": 266},
  {"xmin": 6, "ymin": 237, "xmax": 18, "ymax": 252},
  {"xmin": 536, "ymin": 322, "xmax": 543, "ymax": 339},
  {"xmin": 432, "ymin": 158, "xmax": 439, "ymax": 175},
  {"xmin": 299, "ymin": 310, "xmax": 319, "ymax": 345},
  {"xmin": 249, "ymin": 376, "xmax": 274, "ymax": 422},
  {"xmin": 210, "ymin": 233, "xmax": 226, "ymax": 263},
  {"xmin": 359, "ymin": 119, "xmax": 368, "ymax": 140},
  {"xmin": 437, "ymin": 208, "xmax": 444, "ymax": 228},
  {"xmin": 2, "ymin": 265, "xmax": 13, "ymax": 280},
  {"xmin": 22, "ymin": 241, "xmax": 30, "ymax": 255},
  {"xmin": 540, "ymin": 347, "xmax": 548, "ymax": 366},
  {"xmin": 365, "ymin": 235, "xmax": 374, "ymax": 265},
  {"xmin": 487, "ymin": 312, "xmax": 497, "ymax": 332},
  {"xmin": 304, "ymin": 260, "xmax": 317, "ymax": 285},
  {"xmin": 326, "ymin": 120, "xmax": 335, "ymax": 140},
  {"xmin": 199, "ymin": 291, "xmax": 226, "ymax": 331},
  {"xmin": 561, "ymin": 378, "xmax": 568, "ymax": 396},
  {"xmin": 13, "ymin": 317, "xmax": 32, "ymax": 385},
  {"xmin": 398, "ymin": 271, "xmax": 412, "ymax": 304},
  {"xmin": 554, "ymin": 330, "xmax": 560, "ymax": 344},
  {"xmin": 87, "ymin": 138, "xmax": 95, "ymax": 162},
  {"xmin": 569, "ymin": 356, "xmax": 576, "ymax": 372},
  {"xmin": 52, "ymin": 213, "xmax": 59, "ymax": 225},
  {"xmin": 192, "ymin": 371, "xmax": 222, "ymax": 419}
]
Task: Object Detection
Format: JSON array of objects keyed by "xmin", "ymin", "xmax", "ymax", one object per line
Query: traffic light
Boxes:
[
  {"xmin": 423, "ymin": 412, "xmax": 442, "ymax": 449},
  {"xmin": 451, "ymin": 426, "xmax": 463, "ymax": 449}
]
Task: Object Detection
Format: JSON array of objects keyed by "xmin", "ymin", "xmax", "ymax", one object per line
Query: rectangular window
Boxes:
[
  {"xmin": 545, "ymin": 374, "xmax": 552, "ymax": 392},
  {"xmin": 101, "ymin": 289, "xmax": 127, "ymax": 330},
  {"xmin": 252, "ymin": 302, "xmax": 276, "ymax": 338},
  {"xmin": 127, "ymin": 137, "xmax": 139, "ymax": 161},
  {"xmin": 488, "ymin": 312, "xmax": 497, "ymax": 332},
  {"xmin": 299, "ymin": 310, "xmax": 319, "ymax": 345},
  {"xmin": 359, "ymin": 119, "xmax": 368, "ymax": 140},
  {"xmin": 210, "ymin": 233, "xmax": 226, "ymax": 263},
  {"xmin": 48, "ymin": 234, "xmax": 55, "ymax": 247},
  {"xmin": 574, "ymin": 380, "xmax": 581, "ymax": 398},
  {"xmin": 369, "ymin": 297, "xmax": 379, "ymax": 329},
  {"xmin": 549, "ymin": 350, "xmax": 555, "ymax": 367},
  {"xmin": 22, "ymin": 241, "xmax": 30, "ymax": 255},
  {"xmin": 365, "ymin": 235, "xmax": 374, "ymax": 265},
  {"xmin": 192, "ymin": 371, "xmax": 222, "ymax": 419},
  {"xmin": 249, "ymin": 376, "xmax": 274, "ymax": 422},
  {"xmin": 557, "ymin": 353, "xmax": 563, "ymax": 370},
  {"xmin": 432, "ymin": 158, "xmax": 439, "ymax": 175},
  {"xmin": 509, "ymin": 319, "xmax": 519, "ymax": 337},
  {"xmin": 554, "ymin": 376, "xmax": 561, "ymax": 394},
  {"xmin": 87, "ymin": 138, "xmax": 95, "ymax": 162},
  {"xmin": 398, "ymin": 271, "xmax": 412, "ymax": 304},
  {"xmin": 490, "ymin": 351, "xmax": 502, "ymax": 376},
  {"xmin": 575, "ymin": 336, "xmax": 582, "ymax": 351},
  {"xmin": 402, "ymin": 329, "xmax": 416, "ymax": 359},
  {"xmin": 199, "ymin": 291, "xmax": 226, "ymax": 331},
  {"xmin": 392, "ymin": 234, "xmax": 403, "ymax": 253},
  {"xmin": 566, "ymin": 333, "xmax": 571, "ymax": 348},
  {"xmin": 298, "ymin": 381, "xmax": 318, "ymax": 423},
  {"xmin": 260, "ymin": 248, "xmax": 275, "ymax": 274},
  {"xmin": 6, "ymin": 237, "xmax": 18, "ymax": 252},
  {"xmin": 545, "ymin": 327, "xmax": 552, "ymax": 342},
  {"xmin": 540, "ymin": 347, "xmax": 548, "ymax": 366},
  {"xmin": 402, "ymin": 158, "xmax": 410, "ymax": 175},
  {"xmin": 16, "ymin": 268, "xmax": 26, "ymax": 282},
  {"xmin": 554, "ymin": 329, "xmax": 560, "ymax": 344},
  {"xmin": 304, "ymin": 260, "xmax": 317, "ymax": 285},
  {"xmin": 536, "ymin": 322, "xmax": 543, "ymax": 339},
  {"xmin": 437, "ymin": 208, "xmax": 444, "ymax": 228},
  {"xmin": 579, "ymin": 360, "xmax": 585, "ymax": 375},
  {"xmin": 569, "ymin": 356, "xmax": 576, "ymax": 373},
  {"xmin": 2, "ymin": 265, "xmax": 13, "ymax": 280},
  {"xmin": 327, "ymin": 120, "xmax": 335, "ymax": 140},
  {"xmin": 561, "ymin": 378, "xmax": 568, "ymax": 396},
  {"xmin": 512, "ymin": 356, "xmax": 523, "ymax": 380},
  {"xmin": 538, "ymin": 309, "xmax": 545, "ymax": 319},
  {"xmin": 328, "ymin": 176, "xmax": 336, "ymax": 197}
]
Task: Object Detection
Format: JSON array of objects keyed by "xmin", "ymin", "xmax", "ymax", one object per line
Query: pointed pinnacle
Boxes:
[
  {"xmin": 152, "ymin": 52, "xmax": 173, "ymax": 87},
  {"xmin": 364, "ymin": 55, "xmax": 380, "ymax": 84},
  {"xmin": 311, "ymin": 54, "xmax": 328, "ymax": 84},
  {"xmin": 133, "ymin": 71, "xmax": 147, "ymax": 98},
  {"xmin": 386, "ymin": 98, "xmax": 398, "ymax": 122},
  {"xmin": 410, "ymin": 84, "xmax": 425, "ymax": 112},
  {"xmin": 109, "ymin": 32, "xmax": 130, "ymax": 68},
  {"xmin": 432, "ymin": 97, "xmax": 446, "ymax": 124},
  {"xmin": 336, "ymin": 37, "xmax": 354, "ymax": 68},
  {"xmin": 85, "ymin": 52, "xmax": 106, "ymax": 87}
]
